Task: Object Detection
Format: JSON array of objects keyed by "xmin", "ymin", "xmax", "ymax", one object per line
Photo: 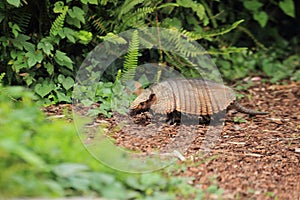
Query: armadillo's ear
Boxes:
[
  {"xmin": 148, "ymin": 93, "xmax": 156, "ymax": 103},
  {"xmin": 134, "ymin": 81, "xmax": 144, "ymax": 96}
]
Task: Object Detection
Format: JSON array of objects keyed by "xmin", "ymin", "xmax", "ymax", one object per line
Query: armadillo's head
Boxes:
[{"xmin": 129, "ymin": 88, "xmax": 156, "ymax": 116}]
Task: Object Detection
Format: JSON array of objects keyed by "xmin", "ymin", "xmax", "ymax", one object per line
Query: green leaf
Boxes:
[
  {"xmin": 279, "ymin": 0, "xmax": 295, "ymax": 18},
  {"xmin": 253, "ymin": 11, "xmax": 268, "ymax": 27},
  {"xmin": 81, "ymin": 99, "xmax": 94, "ymax": 106},
  {"xmin": 234, "ymin": 116, "xmax": 247, "ymax": 123},
  {"xmin": 27, "ymin": 55, "xmax": 37, "ymax": 67},
  {"xmin": 66, "ymin": 6, "xmax": 85, "ymax": 28},
  {"xmin": 52, "ymin": 163, "xmax": 89, "ymax": 177},
  {"xmin": 0, "ymin": 140, "xmax": 48, "ymax": 170},
  {"xmin": 9, "ymin": 22, "xmax": 21, "ymax": 38},
  {"xmin": 63, "ymin": 77, "xmax": 74, "ymax": 90},
  {"xmin": 54, "ymin": 50, "xmax": 73, "ymax": 70},
  {"xmin": 37, "ymin": 40, "xmax": 54, "ymax": 55},
  {"xmin": 58, "ymin": 75, "xmax": 74, "ymax": 90},
  {"xmin": 57, "ymin": 74, "xmax": 65, "ymax": 84},
  {"xmin": 99, "ymin": 33, "xmax": 127, "ymax": 44},
  {"xmin": 67, "ymin": 175, "xmax": 91, "ymax": 191},
  {"xmin": 23, "ymin": 72, "xmax": 35, "ymax": 86},
  {"xmin": 34, "ymin": 83, "xmax": 53, "ymax": 98},
  {"xmin": 68, "ymin": 7, "xmax": 85, "ymax": 23},
  {"xmin": 194, "ymin": 5, "xmax": 205, "ymax": 21},
  {"xmin": 6, "ymin": 0, "xmax": 20, "ymax": 7},
  {"xmin": 66, "ymin": 17, "xmax": 81, "ymax": 28},
  {"xmin": 141, "ymin": 173, "xmax": 166, "ymax": 187},
  {"xmin": 176, "ymin": 0, "xmax": 206, "ymax": 20},
  {"xmin": 63, "ymin": 28, "xmax": 76, "ymax": 43},
  {"xmin": 9, "ymin": 51, "xmax": 28, "ymax": 72},
  {"xmin": 80, "ymin": 0, "xmax": 98, "ymax": 5},
  {"xmin": 262, "ymin": 59, "xmax": 288, "ymax": 81},
  {"xmin": 75, "ymin": 30, "xmax": 93, "ymax": 45},
  {"xmin": 56, "ymin": 91, "xmax": 71, "ymax": 102},
  {"xmin": 206, "ymin": 184, "xmax": 223, "ymax": 195},
  {"xmin": 43, "ymin": 180, "xmax": 65, "ymax": 196},
  {"xmin": 243, "ymin": 0, "xmax": 263, "ymax": 11},
  {"xmin": 25, "ymin": 50, "xmax": 43, "ymax": 67},
  {"xmin": 11, "ymin": 34, "xmax": 34, "ymax": 50},
  {"xmin": 44, "ymin": 63, "xmax": 54, "ymax": 75}
]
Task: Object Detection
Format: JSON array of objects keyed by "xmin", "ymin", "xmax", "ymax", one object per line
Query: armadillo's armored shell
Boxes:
[
  {"xmin": 131, "ymin": 78, "xmax": 236, "ymax": 115},
  {"xmin": 148, "ymin": 81, "xmax": 175, "ymax": 114}
]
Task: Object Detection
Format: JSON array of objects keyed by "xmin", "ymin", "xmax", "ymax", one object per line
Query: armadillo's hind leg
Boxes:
[
  {"xmin": 208, "ymin": 110, "xmax": 227, "ymax": 125},
  {"xmin": 166, "ymin": 111, "xmax": 181, "ymax": 125},
  {"xmin": 233, "ymin": 101, "xmax": 269, "ymax": 115}
]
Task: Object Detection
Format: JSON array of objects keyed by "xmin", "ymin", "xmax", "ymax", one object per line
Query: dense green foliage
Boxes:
[
  {"xmin": 1, "ymin": 0, "xmax": 298, "ymax": 106},
  {"xmin": 213, "ymin": 0, "xmax": 300, "ymax": 82}
]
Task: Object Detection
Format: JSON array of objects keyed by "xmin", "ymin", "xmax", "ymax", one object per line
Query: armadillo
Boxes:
[{"xmin": 129, "ymin": 78, "xmax": 268, "ymax": 118}]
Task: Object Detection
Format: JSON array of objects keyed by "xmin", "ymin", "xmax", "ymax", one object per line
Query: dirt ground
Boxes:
[{"xmin": 44, "ymin": 81, "xmax": 300, "ymax": 200}]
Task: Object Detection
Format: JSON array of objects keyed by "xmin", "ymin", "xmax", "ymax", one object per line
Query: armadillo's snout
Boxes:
[
  {"xmin": 129, "ymin": 102, "xmax": 138, "ymax": 116},
  {"xmin": 129, "ymin": 101, "xmax": 147, "ymax": 116},
  {"xmin": 129, "ymin": 89, "xmax": 154, "ymax": 116},
  {"xmin": 129, "ymin": 109, "xmax": 136, "ymax": 116}
]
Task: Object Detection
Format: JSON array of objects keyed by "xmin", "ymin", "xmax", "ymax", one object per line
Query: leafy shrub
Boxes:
[
  {"xmin": 0, "ymin": 81, "xmax": 216, "ymax": 199},
  {"xmin": 216, "ymin": 0, "xmax": 297, "ymax": 46},
  {"xmin": 0, "ymin": 0, "xmax": 92, "ymax": 104},
  {"xmin": 1, "ymin": 0, "xmax": 298, "ymax": 118},
  {"xmin": 216, "ymin": 45, "xmax": 300, "ymax": 82},
  {"xmin": 0, "ymin": 82, "xmax": 122, "ymax": 197}
]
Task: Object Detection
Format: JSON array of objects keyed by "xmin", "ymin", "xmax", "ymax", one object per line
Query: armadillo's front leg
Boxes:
[{"xmin": 166, "ymin": 111, "xmax": 181, "ymax": 125}]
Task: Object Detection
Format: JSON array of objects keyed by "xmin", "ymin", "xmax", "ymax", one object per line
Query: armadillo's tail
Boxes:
[{"xmin": 233, "ymin": 101, "xmax": 269, "ymax": 115}]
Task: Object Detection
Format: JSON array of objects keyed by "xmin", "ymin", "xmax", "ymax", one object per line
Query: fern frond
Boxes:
[
  {"xmin": 164, "ymin": 51, "xmax": 201, "ymax": 78},
  {"xmin": 120, "ymin": 7, "xmax": 155, "ymax": 30},
  {"xmin": 121, "ymin": 30, "xmax": 139, "ymax": 82},
  {"xmin": 117, "ymin": 0, "xmax": 144, "ymax": 20},
  {"xmin": 180, "ymin": 19, "xmax": 244, "ymax": 41},
  {"xmin": 90, "ymin": 15, "xmax": 108, "ymax": 35},
  {"xmin": 12, "ymin": 9, "xmax": 31, "ymax": 32},
  {"xmin": 180, "ymin": 29, "xmax": 204, "ymax": 41},
  {"xmin": 136, "ymin": 30, "xmax": 156, "ymax": 49},
  {"xmin": 165, "ymin": 51, "xmax": 195, "ymax": 68},
  {"xmin": 163, "ymin": 31, "xmax": 207, "ymax": 57},
  {"xmin": 50, "ymin": 8, "xmax": 68, "ymax": 36},
  {"xmin": 202, "ymin": 19, "xmax": 244, "ymax": 39},
  {"xmin": 207, "ymin": 47, "xmax": 248, "ymax": 55}
]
